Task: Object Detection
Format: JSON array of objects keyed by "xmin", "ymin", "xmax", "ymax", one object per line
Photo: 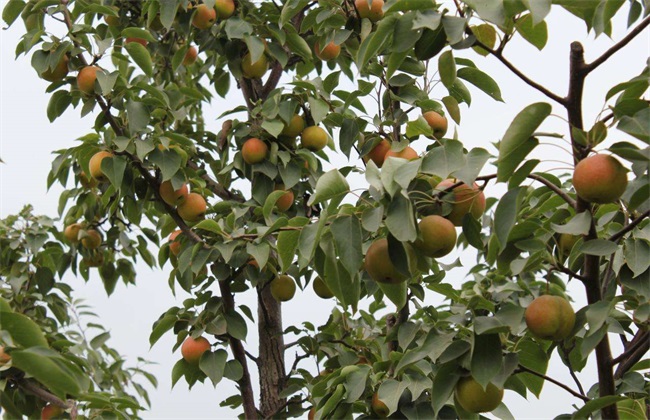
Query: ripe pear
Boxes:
[
  {"xmin": 168, "ymin": 230, "xmax": 183, "ymax": 256},
  {"xmin": 215, "ymin": 0, "xmax": 236, "ymax": 19},
  {"xmin": 177, "ymin": 193, "xmax": 207, "ymax": 222},
  {"xmin": 437, "ymin": 179, "xmax": 486, "ymax": 226},
  {"xmin": 41, "ymin": 55, "xmax": 69, "ymax": 82},
  {"xmin": 364, "ymin": 139, "xmax": 391, "ymax": 168},
  {"xmin": 183, "ymin": 46, "xmax": 198, "ymax": 65},
  {"xmin": 181, "ymin": 336, "xmax": 211, "ymax": 364},
  {"xmin": 159, "ymin": 180, "xmax": 189, "ymax": 206},
  {"xmin": 364, "ymin": 238, "xmax": 408, "ymax": 284},
  {"xmin": 281, "ymin": 115, "xmax": 305, "ymax": 138},
  {"xmin": 385, "ymin": 146, "xmax": 418, "ymax": 160},
  {"xmin": 81, "ymin": 229, "xmax": 102, "ymax": 250},
  {"xmin": 241, "ymin": 138, "xmax": 268, "ymax": 164},
  {"xmin": 422, "ymin": 110, "xmax": 448, "ymax": 138},
  {"xmin": 572, "ymin": 154, "xmax": 627, "ymax": 204},
  {"xmin": 355, "ymin": 0, "xmax": 384, "ymax": 22},
  {"xmin": 77, "ymin": 65, "xmax": 100, "ymax": 94},
  {"xmin": 89, "ymin": 150, "xmax": 113, "ymax": 182},
  {"xmin": 525, "ymin": 295, "xmax": 575, "ymax": 341},
  {"xmin": 64, "ymin": 223, "xmax": 82, "ymax": 243},
  {"xmin": 315, "ymin": 41, "xmax": 341, "ymax": 61},
  {"xmin": 192, "ymin": 4, "xmax": 217, "ymax": 29},
  {"xmin": 371, "ymin": 393, "xmax": 389, "ymax": 418},
  {"xmin": 274, "ymin": 186, "xmax": 294, "ymax": 212},
  {"xmin": 413, "ymin": 215, "xmax": 457, "ymax": 258}
]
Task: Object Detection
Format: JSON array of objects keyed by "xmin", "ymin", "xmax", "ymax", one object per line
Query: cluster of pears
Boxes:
[
  {"xmin": 191, "ymin": 0, "xmax": 235, "ymax": 30},
  {"xmin": 159, "ymin": 179, "xmax": 207, "ymax": 222},
  {"xmin": 267, "ymin": 274, "xmax": 334, "ymax": 302},
  {"xmin": 365, "ymin": 110, "xmax": 448, "ymax": 168}
]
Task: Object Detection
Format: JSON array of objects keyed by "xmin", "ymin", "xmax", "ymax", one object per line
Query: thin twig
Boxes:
[
  {"xmin": 585, "ymin": 15, "xmax": 650, "ymax": 74},
  {"xmin": 516, "ymin": 366, "xmax": 589, "ymax": 402},
  {"xmin": 552, "ymin": 264, "xmax": 589, "ymax": 282},
  {"xmin": 527, "ymin": 173, "xmax": 577, "ymax": 209},
  {"xmin": 609, "ymin": 209, "xmax": 650, "ymax": 242},
  {"xmin": 612, "ymin": 330, "xmax": 649, "ymax": 365}
]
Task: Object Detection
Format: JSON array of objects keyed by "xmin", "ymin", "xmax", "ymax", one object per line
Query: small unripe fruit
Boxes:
[
  {"xmin": 215, "ymin": 0, "xmax": 236, "ymax": 19},
  {"xmin": 159, "ymin": 180, "xmax": 189, "ymax": 206},
  {"xmin": 192, "ymin": 4, "xmax": 217, "ymax": 29},
  {"xmin": 81, "ymin": 229, "xmax": 102, "ymax": 250},
  {"xmin": 558, "ymin": 233, "xmax": 579, "ymax": 258},
  {"xmin": 275, "ymin": 186, "xmax": 294, "ymax": 212},
  {"xmin": 455, "ymin": 376, "xmax": 504, "ymax": 413},
  {"xmin": 572, "ymin": 154, "xmax": 628, "ymax": 204},
  {"xmin": 89, "ymin": 151, "xmax": 113, "ymax": 182},
  {"xmin": 183, "ymin": 46, "xmax": 198, "ymax": 66},
  {"xmin": 41, "ymin": 404, "xmax": 65, "ymax": 420},
  {"xmin": 364, "ymin": 238, "xmax": 407, "ymax": 284},
  {"xmin": 281, "ymin": 115, "xmax": 305, "ymax": 138},
  {"xmin": 241, "ymin": 138, "xmax": 268, "ymax": 164},
  {"xmin": 525, "ymin": 295, "xmax": 576, "ymax": 341},
  {"xmin": 371, "ymin": 393, "xmax": 389, "ymax": 418},
  {"xmin": 270, "ymin": 274, "xmax": 296, "ymax": 302},
  {"xmin": 181, "ymin": 336, "xmax": 211, "ymax": 364},
  {"xmin": 422, "ymin": 110, "xmax": 448, "ymax": 138},
  {"xmin": 168, "ymin": 230, "xmax": 183, "ymax": 256},
  {"xmin": 104, "ymin": 14, "xmax": 119, "ymax": 26},
  {"xmin": 385, "ymin": 146, "xmax": 418, "ymax": 160},
  {"xmin": 315, "ymin": 41, "xmax": 341, "ymax": 61},
  {"xmin": 301, "ymin": 126, "xmax": 328, "ymax": 151},
  {"xmin": 414, "ymin": 215, "xmax": 457, "ymax": 258},
  {"xmin": 312, "ymin": 276, "xmax": 334, "ymax": 299},
  {"xmin": 64, "ymin": 223, "xmax": 82, "ymax": 243},
  {"xmin": 437, "ymin": 179, "xmax": 486, "ymax": 226},
  {"xmin": 177, "ymin": 193, "xmax": 207, "ymax": 222},
  {"xmin": 355, "ymin": 0, "xmax": 384, "ymax": 22},
  {"xmin": 41, "ymin": 55, "xmax": 69, "ymax": 82},
  {"xmin": 77, "ymin": 65, "xmax": 100, "ymax": 94},
  {"xmin": 125, "ymin": 37, "xmax": 148, "ymax": 46},
  {"xmin": 241, "ymin": 53, "xmax": 269, "ymax": 79},
  {"xmin": 364, "ymin": 139, "xmax": 391, "ymax": 167}
]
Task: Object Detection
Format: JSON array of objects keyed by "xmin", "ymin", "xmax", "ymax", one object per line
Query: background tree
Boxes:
[{"xmin": 1, "ymin": 0, "xmax": 649, "ymax": 419}]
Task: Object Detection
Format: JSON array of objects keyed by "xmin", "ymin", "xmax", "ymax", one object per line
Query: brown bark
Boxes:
[{"xmin": 257, "ymin": 284, "xmax": 287, "ymax": 418}]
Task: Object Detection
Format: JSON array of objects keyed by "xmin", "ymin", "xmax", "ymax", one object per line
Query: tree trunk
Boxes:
[{"xmin": 257, "ymin": 284, "xmax": 286, "ymax": 418}]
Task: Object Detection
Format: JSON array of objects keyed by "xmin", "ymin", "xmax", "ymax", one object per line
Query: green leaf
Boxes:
[
  {"xmin": 344, "ymin": 365, "xmax": 371, "ymax": 403},
  {"xmin": 307, "ymin": 170, "xmax": 349, "ymax": 207},
  {"xmin": 521, "ymin": 0, "xmax": 551, "ymax": 25},
  {"xmin": 149, "ymin": 314, "xmax": 177, "ymax": 347},
  {"xmin": 516, "ymin": 339, "xmax": 548, "ymax": 397},
  {"xmin": 2, "ymin": 0, "xmax": 24, "ymax": 26},
  {"xmin": 125, "ymin": 42, "xmax": 153, "ymax": 76},
  {"xmin": 149, "ymin": 148, "xmax": 182, "ymax": 181},
  {"xmin": 376, "ymin": 281, "xmax": 408, "ymax": 310},
  {"xmin": 377, "ymin": 379, "xmax": 408, "ymax": 416},
  {"xmin": 470, "ymin": 333, "xmax": 503, "ymax": 389},
  {"xmin": 579, "ymin": 239, "xmax": 618, "ymax": 256},
  {"xmin": 159, "ymin": 0, "xmax": 178, "ymax": 29},
  {"xmin": 494, "ymin": 187, "xmax": 524, "ymax": 251},
  {"xmin": 386, "ymin": 0, "xmax": 436, "ymax": 12},
  {"xmin": 357, "ymin": 15, "xmax": 399, "ymax": 69},
  {"xmin": 471, "ymin": 23, "xmax": 496, "ymax": 56},
  {"xmin": 496, "ymin": 103, "xmax": 551, "ymax": 182},
  {"xmin": 121, "ymin": 27, "xmax": 157, "ymax": 43},
  {"xmin": 277, "ymin": 218, "xmax": 309, "ymax": 271},
  {"xmin": 194, "ymin": 220, "xmax": 224, "ymax": 235},
  {"xmin": 47, "ymin": 90, "xmax": 72, "ymax": 123},
  {"xmin": 515, "ymin": 14, "xmax": 548, "ymax": 50},
  {"xmin": 572, "ymin": 396, "xmax": 625, "ymax": 419},
  {"xmin": 0, "ymin": 312, "xmax": 48, "ymax": 348},
  {"xmin": 101, "ymin": 155, "xmax": 127, "ymax": 189},
  {"xmin": 11, "ymin": 347, "xmax": 82, "ymax": 397},
  {"xmin": 442, "ymin": 95, "xmax": 461, "ymax": 124},
  {"xmin": 464, "ymin": 0, "xmax": 505, "ymax": 26},
  {"xmin": 421, "ymin": 140, "xmax": 465, "ymax": 178},
  {"xmin": 438, "ymin": 50, "xmax": 456, "ymax": 88},
  {"xmin": 414, "ymin": 25, "xmax": 446, "ymax": 60},
  {"xmin": 225, "ymin": 310, "xmax": 248, "ymax": 341},
  {"xmin": 551, "ymin": 211, "xmax": 591, "ymax": 235},
  {"xmin": 457, "ymin": 67, "xmax": 503, "ymax": 101},
  {"xmin": 285, "ymin": 30, "xmax": 312, "ymax": 60},
  {"xmin": 396, "ymin": 330, "xmax": 454, "ymax": 374},
  {"xmin": 625, "ymin": 238, "xmax": 650, "ymax": 278},
  {"xmin": 385, "ymin": 192, "xmax": 417, "ymax": 242},
  {"xmin": 126, "ymin": 100, "xmax": 150, "ymax": 133},
  {"xmin": 330, "ymin": 216, "xmax": 363, "ymax": 276},
  {"xmin": 431, "ymin": 363, "xmax": 460, "ymax": 416},
  {"xmin": 199, "ymin": 349, "xmax": 227, "ymax": 387},
  {"xmin": 618, "ymin": 108, "xmax": 650, "ymax": 143}
]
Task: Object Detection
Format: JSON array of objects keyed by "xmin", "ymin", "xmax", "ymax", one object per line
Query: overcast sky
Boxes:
[{"xmin": 1, "ymin": 3, "xmax": 647, "ymax": 419}]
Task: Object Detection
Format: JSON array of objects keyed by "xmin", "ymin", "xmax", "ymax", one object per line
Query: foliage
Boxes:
[
  {"xmin": 1, "ymin": 0, "xmax": 649, "ymax": 418},
  {"xmin": 0, "ymin": 206, "xmax": 155, "ymax": 418}
]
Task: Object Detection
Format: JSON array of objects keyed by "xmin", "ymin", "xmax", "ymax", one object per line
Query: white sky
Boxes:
[{"xmin": 1, "ymin": 2, "xmax": 648, "ymax": 419}]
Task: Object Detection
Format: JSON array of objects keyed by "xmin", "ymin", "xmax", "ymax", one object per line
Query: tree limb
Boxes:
[
  {"xmin": 14, "ymin": 379, "xmax": 73, "ymax": 409},
  {"xmin": 527, "ymin": 173, "xmax": 577, "ymax": 209},
  {"xmin": 584, "ymin": 15, "xmax": 650, "ymax": 74},
  {"xmin": 219, "ymin": 277, "xmax": 259, "ymax": 419},
  {"xmin": 614, "ymin": 330, "xmax": 650, "ymax": 379}
]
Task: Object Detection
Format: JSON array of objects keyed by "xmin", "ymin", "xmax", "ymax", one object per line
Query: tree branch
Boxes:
[
  {"xmin": 14, "ymin": 379, "xmax": 73, "ymax": 409},
  {"xmin": 218, "ymin": 277, "xmax": 259, "ymax": 419},
  {"xmin": 186, "ymin": 160, "xmax": 244, "ymax": 203},
  {"xmin": 609, "ymin": 209, "xmax": 650, "ymax": 242},
  {"xmin": 551, "ymin": 263, "xmax": 589, "ymax": 282},
  {"xmin": 614, "ymin": 330, "xmax": 650, "ymax": 379},
  {"xmin": 584, "ymin": 15, "xmax": 650, "ymax": 74},
  {"xmin": 516, "ymin": 366, "xmax": 589, "ymax": 402},
  {"xmin": 472, "ymin": 40, "xmax": 566, "ymax": 105}
]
